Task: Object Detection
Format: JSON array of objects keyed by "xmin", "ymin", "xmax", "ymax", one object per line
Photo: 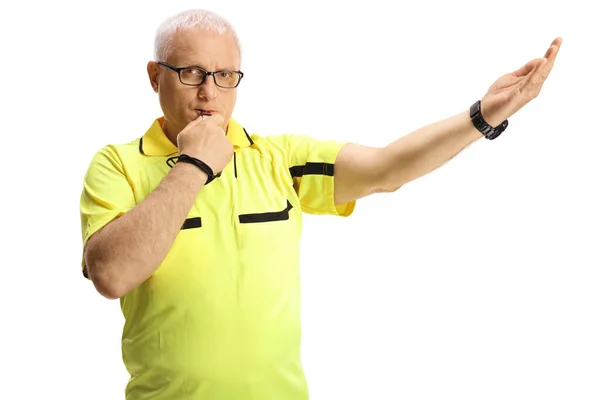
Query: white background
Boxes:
[{"xmin": 1, "ymin": 0, "xmax": 599, "ymax": 399}]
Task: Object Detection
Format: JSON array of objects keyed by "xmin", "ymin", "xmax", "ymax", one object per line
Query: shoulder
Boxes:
[
  {"xmin": 246, "ymin": 132, "xmax": 333, "ymax": 154},
  {"xmin": 85, "ymin": 138, "xmax": 142, "ymax": 176},
  {"xmin": 242, "ymin": 130, "xmax": 350, "ymax": 165},
  {"xmin": 253, "ymin": 132, "xmax": 311, "ymax": 145}
]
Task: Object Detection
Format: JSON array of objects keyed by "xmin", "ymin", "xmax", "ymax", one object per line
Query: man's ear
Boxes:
[{"xmin": 147, "ymin": 61, "xmax": 159, "ymax": 93}]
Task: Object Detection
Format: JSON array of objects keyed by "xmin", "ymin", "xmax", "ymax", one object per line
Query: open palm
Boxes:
[{"xmin": 481, "ymin": 37, "xmax": 563, "ymax": 127}]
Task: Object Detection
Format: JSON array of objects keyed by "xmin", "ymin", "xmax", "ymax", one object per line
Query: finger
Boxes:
[
  {"xmin": 183, "ymin": 113, "xmax": 220, "ymax": 133},
  {"xmin": 533, "ymin": 37, "xmax": 562, "ymax": 78},
  {"xmin": 512, "ymin": 58, "xmax": 540, "ymax": 77},
  {"xmin": 188, "ymin": 113, "xmax": 209, "ymax": 127},
  {"xmin": 202, "ymin": 113, "xmax": 226, "ymax": 129},
  {"xmin": 526, "ymin": 37, "xmax": 562, "ymax": 89},
  {"xmin": 518, "ymin": 57, "xmax": 546, "ymax": 83},
  {"xmin": 548, "ymin": 37, "xmax": 563, "ymax": 53},
  {"xmin": 528, "ymin": 58, "xmax": 548, "ymax": 85},
  {"xmin": 542, "ymin": 37, "xmax": 562, "ymax": 72}
]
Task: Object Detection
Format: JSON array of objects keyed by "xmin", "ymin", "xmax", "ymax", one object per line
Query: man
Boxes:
[{"xmin": 79, "ymin": 8, "xmax": 561, "ymax": 400}]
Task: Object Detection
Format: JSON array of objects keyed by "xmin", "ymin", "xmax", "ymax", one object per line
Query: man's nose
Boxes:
[{"xmin": 198, "ymin": 75, "xmax": 218, "ymax": 100}]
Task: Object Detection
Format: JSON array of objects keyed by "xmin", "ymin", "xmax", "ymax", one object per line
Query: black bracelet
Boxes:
[
  {"xmin": 469, "ymin": 100, "xmax": 508, "ymax": 140},
  {"xmin": 166, "ymin": 154, "xmax": 221, "ymax": 184}
]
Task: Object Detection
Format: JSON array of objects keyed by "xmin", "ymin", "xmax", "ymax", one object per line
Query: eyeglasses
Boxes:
[{"xmin": 157, "ymin": 61, "xmax": 244, "ymax": 88}]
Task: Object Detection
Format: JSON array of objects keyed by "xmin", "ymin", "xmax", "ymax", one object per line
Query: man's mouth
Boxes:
[{"xmin": 197, "ymin": 109, "xmax": 215, "ymax": 116}]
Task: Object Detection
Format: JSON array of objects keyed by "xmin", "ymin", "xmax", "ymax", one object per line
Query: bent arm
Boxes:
[
  {"xmin": 84, "ymin": 162, "xmax": 207, "ymax": 299},
  {"xmin": 334, "ymin": 110, "xmax": 481, "ymax": 205}
]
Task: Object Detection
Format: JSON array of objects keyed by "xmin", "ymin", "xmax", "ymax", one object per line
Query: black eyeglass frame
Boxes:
[{"xmin": 157, "ymin": 61, "xmax": 244, "ymax": 88}]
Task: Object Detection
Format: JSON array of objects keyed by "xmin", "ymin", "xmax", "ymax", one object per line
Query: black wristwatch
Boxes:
[{"xmin": 470, "ymin": 100, "xmax": 508, "ymax": 140}]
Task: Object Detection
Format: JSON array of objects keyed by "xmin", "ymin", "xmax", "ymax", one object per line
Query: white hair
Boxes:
[{"xmin": 153, "ymin": 9, "xmax": 241, "ymax": 62}]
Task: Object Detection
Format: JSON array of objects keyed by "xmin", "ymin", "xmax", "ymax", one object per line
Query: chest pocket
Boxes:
[
  {"xmin": 239, "ymin": 200, "xmax": 293, "ymax": 224},
  {"xmin": 233, "ymin": 148, "xmax": 301, "ymax": 242},
  {"xmin": 231, "ymin": 149, "xmax": 302, "ymax": 295}
]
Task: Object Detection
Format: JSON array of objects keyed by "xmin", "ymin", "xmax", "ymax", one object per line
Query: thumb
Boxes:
[{"xmin": 512, "ymin": 58, "xmax": 542, "ymax": 77}]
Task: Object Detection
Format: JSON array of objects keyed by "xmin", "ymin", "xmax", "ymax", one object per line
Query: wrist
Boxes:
[
  {"xmin": 167, "ymin": 154, "xmax": 220, "ymax": 184},
  {"xmin": 470, "ymin": 100, "xmax": 508, "ymax": 140},
  {"xmin": 480, "ymin": 108, "xmax": 504, "ymax": 128},
  {"xmin": 173, "ymin": 161, "xmax": 209, "ymax": 184}
]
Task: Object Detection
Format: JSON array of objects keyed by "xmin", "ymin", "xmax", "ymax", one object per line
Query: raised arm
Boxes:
[
  {"xmin": 333, "ymin": 37, "xmax": 562, "ymax": 205},
  {"xmin": 82, "ymin": 115, "xmax": 233, "ymax": 299}
]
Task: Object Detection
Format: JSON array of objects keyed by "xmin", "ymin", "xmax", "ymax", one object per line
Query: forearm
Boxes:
[
  {"xmin": 85, "ymin": 162, "xmax": 207, "ymax": 298},
  {"xmin": 380, "ymin": 110, "xmax": 482, "ymax": 188}
]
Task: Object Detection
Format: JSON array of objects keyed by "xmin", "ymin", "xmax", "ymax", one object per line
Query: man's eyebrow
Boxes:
[
  {"xmin": 186, "ymin": 64, "xmax": 240, "ymax": 71},
  {"xmin": 176, "ymin": 62, "xmax": 206, "ymax": 69}
]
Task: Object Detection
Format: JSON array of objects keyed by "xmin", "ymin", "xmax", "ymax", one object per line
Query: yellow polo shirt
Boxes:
[{"xmin": 79, "ymin": 117, "xmax": 356, "ymax": 400}]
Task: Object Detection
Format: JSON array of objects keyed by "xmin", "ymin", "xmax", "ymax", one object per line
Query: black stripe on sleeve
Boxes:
[{"xmin": 289, "ymin": 162, "xmax": 334, "ymax": 178}]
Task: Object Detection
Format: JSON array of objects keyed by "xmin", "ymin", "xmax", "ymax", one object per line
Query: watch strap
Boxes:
[{"xmin": 470, "ymin": 100, "xmax": 508, "ymax": 140}]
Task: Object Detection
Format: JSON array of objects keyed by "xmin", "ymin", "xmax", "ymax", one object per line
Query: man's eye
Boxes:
[{"xmin": 184, "ymin": 68, "xmax": 203, "ymax": 76}]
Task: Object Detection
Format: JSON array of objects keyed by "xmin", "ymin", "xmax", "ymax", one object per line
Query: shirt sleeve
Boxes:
[
  {"xmin": 277, "ymin": 134, "xmax": 356, "ymax": 217},
  {"xmin": 79, "ymin": 145, "xmax": 136, "ymax": 278}
]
